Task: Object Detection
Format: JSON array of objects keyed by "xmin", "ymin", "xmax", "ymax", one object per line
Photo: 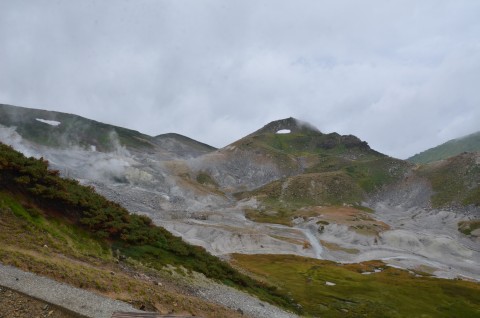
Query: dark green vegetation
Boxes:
[
  {"xmin": 0, "ymin": 142, "xmax": 298, "ymax": 313},
  {"xmin": 233, "ymin": 254, "xmax": 480, "ymax": 318},
  {"xmin": 0, "ymin": 104, "xmax": 215, "ymax": 155},
  {"xmin": 417, "ymin": 152, "xmax": 480, "ymax": 207},
  {"xmin": 408, "ymin": 131, "xmax": 480, "ymax": 164}
]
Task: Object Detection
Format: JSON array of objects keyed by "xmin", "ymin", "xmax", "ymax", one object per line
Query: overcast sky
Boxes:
[{"xmin": 1, "ymin": 1, "xmax": 479, "ymax": 158}]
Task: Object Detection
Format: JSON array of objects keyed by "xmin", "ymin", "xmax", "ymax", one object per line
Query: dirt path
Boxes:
[
  {"xmin": 0, "ymin": 286, "xmax": 80, "ymax": 318},
  {"xmin": 0, "ymin": 264, "xmax": 141, "ymax": 318}
]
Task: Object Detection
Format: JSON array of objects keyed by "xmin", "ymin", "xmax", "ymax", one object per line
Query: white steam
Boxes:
[{"xmin": 0, "ymin": 125, "xmax": 38, "ymax": 158}]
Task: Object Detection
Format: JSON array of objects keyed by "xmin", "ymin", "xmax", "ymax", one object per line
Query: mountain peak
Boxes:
[{"xmin": 250, "ymin": 117, "xmax": 321, "ymax": 136}]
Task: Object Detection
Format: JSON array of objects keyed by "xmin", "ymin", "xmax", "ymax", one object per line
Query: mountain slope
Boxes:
[
  {"xmin": 408, "ymin": 130, "xmax": 480, "ymax": 164},
  {"xmin": 417, "ymin": 151, "xmax": 480, "ymax": 208},
  {"xmin": 0, "ymin": 142, "xmax": 297, "ymax": 315},
  {"xmin": 0, "ymin": 103, "xmax": 215, "ymax": 158},
  {"xmin": 195, "ymin": 117, "xmax": 396, "ymax": 192},
  {"xmin": 153, "ymin": 133, "xmax": 216, "ymax": 158},
  {"xmin": 227, "ymin": 118, "xmax": 409, "ymax": 209}
]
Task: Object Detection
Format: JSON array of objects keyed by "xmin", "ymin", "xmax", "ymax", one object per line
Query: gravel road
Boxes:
[
  {"xmin": 195, "ymin": 284, "xmax": 299, "ymax": 318},
  {"xmin": 186, "ymin": 272, "xmax": 299, "ymax": 318}
]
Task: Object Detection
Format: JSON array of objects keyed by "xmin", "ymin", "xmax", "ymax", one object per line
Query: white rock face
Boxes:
[{"xmin": 276, "ymin": 129, "xmax": 291, "ymax": 134}]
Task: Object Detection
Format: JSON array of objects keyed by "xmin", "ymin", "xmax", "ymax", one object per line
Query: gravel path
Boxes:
[
  {"xmin": 188, "ymin": 273, "xmax": 299, "ymax": 318},
  {"xmin": 0, "ymin": 264, "xmax": 142, "ymax": 318},
  {"xmin": 195, "ymin": 285, "xmax": 299, "ymax": 318}
]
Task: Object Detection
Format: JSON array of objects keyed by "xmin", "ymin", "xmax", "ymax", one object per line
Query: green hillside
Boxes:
[
  {"xmin": 234, "ymin": 120, "xmax": 409, "ymax": 223},
  {"xmin": 408, "ymin": 131, "xmax": 480, "ymax": 164},
  {"xmin": 0, "ymin": 104, "xmax": 215, "ymax": 155},
  {"xmin": 417, "ymin": 152, "xmax": 480, "ymax": 208},
  {"xmin": 239, "ymin": 117, "xmax": 375, "ymax": 157},
  {"xmin": 0, "ymin": 142, "xmax": 297, "ymax": 314}
]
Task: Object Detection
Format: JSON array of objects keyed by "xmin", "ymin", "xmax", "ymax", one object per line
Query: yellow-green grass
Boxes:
[
  {"xmin": 231, "ymin": 254, "xmax": 480, "ymax": 318},
  {"xmin": 319, "ymin": 240, "xmax": 359, "ymax": 254},
  {"xmin": 245, "ymin": 205, "xmax": 386, "ymax": 238}
]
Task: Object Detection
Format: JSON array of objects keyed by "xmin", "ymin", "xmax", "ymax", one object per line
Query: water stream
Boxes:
[{"xmin": 301, "ymin": 228, "xmax": 323, "ymax": 259}]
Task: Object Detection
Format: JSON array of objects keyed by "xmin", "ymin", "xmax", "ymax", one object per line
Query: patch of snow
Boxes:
[
  {"xmin": 325, "ymin": 281, "xmax": 336, "ymax": 286},
  {"xmin": 276, "ymin": 129, "xmax": 291, "ymax": 134},
  {"xmin": 362, "ymin": 269, "xmax": 382, "ymax": 275},
  {"xmin": 36, "ymin": 118, "xmax": 61, "ymax": 126}
]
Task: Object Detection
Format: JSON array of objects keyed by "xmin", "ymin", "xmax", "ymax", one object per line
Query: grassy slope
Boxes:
[
  {"xmin": 232, "ymin": 254, "xmax": 480, "ymax": 318},
  {"xmin": 417, "ymin": 152, "xmax": 480, "ymax": 208},
  {"xmin": 0, "ymin": 142, "xmax": 298, "ymax": 314},
  {"xmin": 408, "ymin": 131, "xmax": 480, "ymax": 164},
  {"xmin": 416, "ymin": 152, "xmax": 480, "ymax": 236},
  {"xmin": 236, "ymin": 131, "xmax": 409, "ymax": 225},
  {"xmin": 247, "ymin": 131, "xmax": 372, "ymax": 156}
]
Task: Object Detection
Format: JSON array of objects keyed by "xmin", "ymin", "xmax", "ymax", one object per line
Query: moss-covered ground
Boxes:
[{"xmin": 232, "ymin": 254, "xmax": 480, "ymax": 318}]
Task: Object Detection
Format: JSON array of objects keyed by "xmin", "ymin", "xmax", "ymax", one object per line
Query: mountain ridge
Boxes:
[{"xmin": 0, "ymin": 103, "xmax": 215, "ymax": 158}]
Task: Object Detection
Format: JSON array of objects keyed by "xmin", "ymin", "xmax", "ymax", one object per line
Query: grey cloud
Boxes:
[{"xmin": 0, "ymin": 0, "xmax": 479, "ymax": 158}]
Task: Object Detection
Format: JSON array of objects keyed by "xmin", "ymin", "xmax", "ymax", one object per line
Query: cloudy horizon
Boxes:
[{"xmin": 1, "ymin": 1, "xmax": 479, "ymax": 159}]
